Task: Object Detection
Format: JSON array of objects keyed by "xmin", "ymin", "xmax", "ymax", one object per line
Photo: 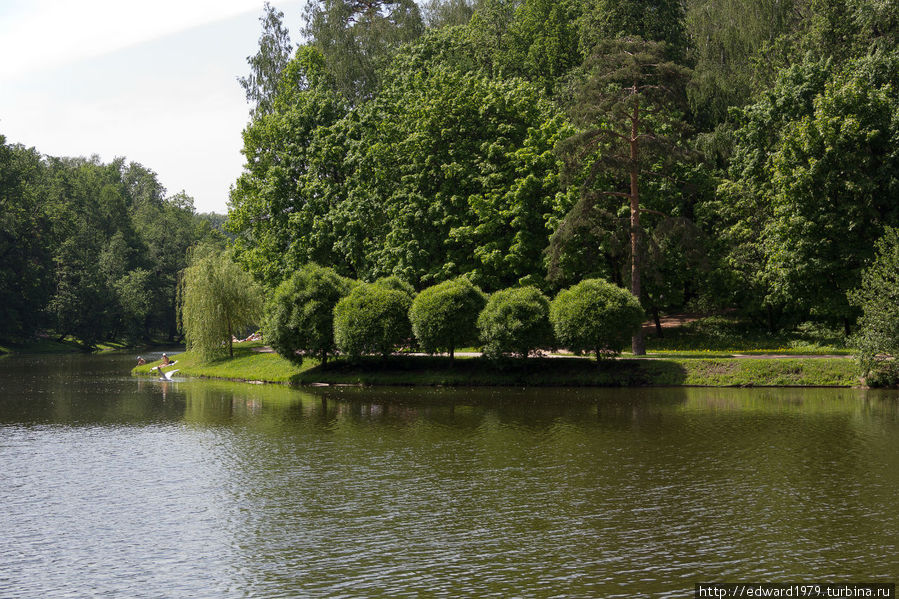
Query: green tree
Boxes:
[
  {"xmin": 239, "ymin": 2, "xmax": 294, "ymax": 117},
  {"xmin": 264, "ymin": 264, "xmax": 352, "ymax": 364},
  {"xmin": 303, "ymin": 0, "xmax": 424, "ymax": 101},
  {"xmin": 707, "ymin": 57, "xmax": 830, "ymax": 329},
  {"xmin": 718, "ymin": 54, "xmax": 899, "ymax": 333},
  {"xmin": 549, "ymin": 278, "xmax": 644, "ymax": 359},
  {"xmin": 179, "ymin": 247, "xmax": 263, "ymax": 361},
  {"xmin": 335, "ymin": 63, "xmax": 572, "ymax": 288},
  {"xmin": 409, "ymin": 277, "xmax": 486, "ymax": 359},
  {"xmin": 478, "ymin": 286, "xmax": 553, "ymax": 358},
  {"xmin": 228, "ymin": 46, "xmax": 347, "ymax": 288},
  {"xmin": 554, "ymin": 38, "xmax": 692, "ymax": 354},
  {"xmin": 333, "ymin": 282, "xmax": 413, "ymax": 358},
  {"xmin": 850, "ymin": 227, "xmax": 899, "ymax": 386},
  {"xmin": 422, "ymin": 0, "xmax": 474, "ymax": 27},
  {"xmin": 0, "ymin": 137, "xmax": 52, "ymax": 342},
  {"xmin": 579, "ymin": 0, "xmax": 688, "ymax": 59},
  {"xmin": 684, "ymin": 0, "xmax": 807, "ymax": 127}
]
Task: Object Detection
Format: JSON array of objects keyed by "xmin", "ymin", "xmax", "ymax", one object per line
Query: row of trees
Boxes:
[
  {"xmin": 228, "ymin": 0, "xmax": 899, "ymax": 359},
  {"xmin": 264, "ymin": 263, "xmax": 644, "ymax": 363},
  {"xmin": 0, "ymin": 134, "xmax": 221, "ymax": 348}
]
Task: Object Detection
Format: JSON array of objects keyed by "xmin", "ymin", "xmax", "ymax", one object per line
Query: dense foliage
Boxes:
[
  {"xmin": 333, "ymin": 282, "xmax": 413, "ymax": 359},
  {"xmin": 478, "ymin": 286, "xmax": 552, "ymax": 358},
  {"xmin": 408, "ymin": 277, "xmax": 486, "ymax": 358},
  {"xmin": 179, "ymin": 246, "xmax": 263, "ymax": 360},
  {"xmin": 0, "ymin": 134, "xmax": 219, "ymax": 348},
  {"xmin": 264, "ymin": 264, "xmax": 352, "ymax": 364},
  {"xmin": 549, "ymin": 278, "xmax": 644, "ymax": 359},
  {"xmin": 9, "ymin": 0, "xmax": 899, "ymax": 364},
  {"xmin": 851, "ymin": 228, "xmax": 899, "ymax": 386}
]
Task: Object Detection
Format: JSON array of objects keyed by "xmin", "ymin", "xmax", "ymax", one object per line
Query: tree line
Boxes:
[
  {"xmin": 0, "ymin": 137, "xmax": 221, "ymax": 348},
  {"xmin": 227, "ymin": 0, "xmax": 899, "ymax": 360}
]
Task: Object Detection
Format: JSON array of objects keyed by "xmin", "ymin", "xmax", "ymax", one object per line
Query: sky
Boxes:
[{"xmin": 0, "ymin": 0, "xmax": 305, "ymax": 214}]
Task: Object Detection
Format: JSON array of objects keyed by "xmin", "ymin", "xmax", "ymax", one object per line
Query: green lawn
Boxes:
[{"xmin": 133, "ymin": 344, "xmax": 860, "ymax": 388}]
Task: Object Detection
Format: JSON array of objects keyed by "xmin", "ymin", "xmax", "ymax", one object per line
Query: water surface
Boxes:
[{"xmin": 1, "ymin": 352, "xmax": 897, "ymax": 597}]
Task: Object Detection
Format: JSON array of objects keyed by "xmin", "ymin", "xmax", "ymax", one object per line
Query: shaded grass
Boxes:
[
  {"xmin": 0, "ymin": 337, "xmax": 88, "ymax": 354},
  {"xmin": 1, "ymin": 336, "xmax": 136, "ymax": 355},
  {"xmin": 133, "ymin": 347, "xmax": 860, "ymax": 388},
  {"xmin": 644, "ymin": 316, "xmax": 852, "ymax": 355}
]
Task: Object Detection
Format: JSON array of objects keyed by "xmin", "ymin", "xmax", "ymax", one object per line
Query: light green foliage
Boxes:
[
  {"xmin": 228, "ymin": 47, "xmax": 347, "ymax": 288},
  {"xmin": 230, "ymin": 36, "xmax": 571, "ymax": 290},
  {"xmin": 478, "ymin": 286, "xmax": 553, "ymax": 358},
  {"xmin": 409, "ymin": 277, "xmax": 486, "ymax": 358},
  {"xmin": 264, "ymin": 264, "xmax": 352, "ymax": 365},
  {"xmin": 422, "ymin": 0, "xmax": 474, "ymax": 28},
  {"xmin": 180, "ymin": 247, "xmax": 263, "ymax": 361},
  {"xmin": 239, "ymin": 2, "xmax": 293, "ymax": 117},
  {"xmin": 549, "ymin": 278, "xmax": 645, "ymax": 359},
  {"xmin": 373, "ymin": 276, "xmax": 416, "ymax": 301},
  {"xmin": 342, "ymin": 63, "xmax": 572, "ymax": 289},
  {"xmin": 851, "ymin": 228, "xmax": 899, "ymax": 386},
  {"xmin": 303, "ymin": 0, "xmax": 424, "ymax": 101},
  {"xmin": 333, "ymin": 283, "xmax": 413, "ymax": 359},
  {"xmin": 468, "ymin": 0, "xmax": 582, "ymax": 95}
]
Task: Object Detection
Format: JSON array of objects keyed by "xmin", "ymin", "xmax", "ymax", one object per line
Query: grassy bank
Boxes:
[
  {"xmin": 0, "ymin": 337, "xmax": 132, "ymax": 355},
  {"xmin": 133, "ymin": 344, "xmax": 860, "ymax": 388}
]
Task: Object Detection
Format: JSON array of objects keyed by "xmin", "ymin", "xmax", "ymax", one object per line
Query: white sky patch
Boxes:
[
  {"xmin": 0, "ymin": 0, "xmax": 305, "ymax": 214},
  {"xmin": 0, "ymin": 0, "xmax": 267, "ymax": 79}
]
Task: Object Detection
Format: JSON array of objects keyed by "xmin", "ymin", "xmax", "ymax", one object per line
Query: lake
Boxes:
[{"xmin": 1, "ymin": 352, "xmax": 897, "ymax": 597}]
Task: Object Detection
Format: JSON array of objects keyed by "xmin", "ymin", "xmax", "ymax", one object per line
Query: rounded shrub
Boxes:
[
  {"xmin": 333, "ymin": 283, "xmax": 413, "ymax": 359},
  {"xmin": 409, "ymin": 277, "xmax": 486, "ymax": 359},
  {"xmin": 549, "ymin": 278, "xmax": 644, "ymax": 359},
  {"xmin": 373, "ymin": 276, "xmax": 416, "ymax": 301},
  {"xmin": 263, "ymin": 264, "xmax": 353, "ymax": 365},
  {"xmin": 478, "ymin": 286, "xmax": 553, "ymax": 358}
]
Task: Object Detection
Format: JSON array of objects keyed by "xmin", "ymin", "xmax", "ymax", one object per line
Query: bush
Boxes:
[
  {"xmin": 478, "ymin": 286, "xmax": 553, "ymax": 358},
  {"xmin": 409, "ymin": 277, "xmax": 486, "ymax": 359},
  {"xmin": 180, "ymin": 246, "xmax": 263, "ymax": 361},
  {"xmin": 373, "ymin": 276, "xmax": 416, "ymax": 300},
  {"xmin": 333, "ymin": 283, "xmax": 413, "ymax": 359},
  {"xmin": 850, "ymin": 227, "xmax": 899, "ymax": 386},
  {"xmin": 263, "ymin": 264, "xmax": 353, "ymax": 365},
  {"xmin": 549, "ymin": 278, "xmax": 644, "ymax": 359}
]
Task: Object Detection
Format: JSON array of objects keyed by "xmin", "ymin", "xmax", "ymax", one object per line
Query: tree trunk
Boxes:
[
  {"xmin": 227, "ymin": 317, "xmax": 233, "ymax": 357},
  {"xmin": 843, "ymin": 317, "xmax": 852, "ymax": 338},
  {"xmin": 629, "ymin": 91, "xmax": 645, "ymax": 356}
]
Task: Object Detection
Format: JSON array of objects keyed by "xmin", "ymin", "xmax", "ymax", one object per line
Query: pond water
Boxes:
[{"xmin": 1, "ymin": 352, "xmax": 897, "ymax": 598}]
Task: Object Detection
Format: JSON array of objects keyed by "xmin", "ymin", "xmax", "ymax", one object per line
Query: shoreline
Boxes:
[{"xmin": 132, "ymin": 346, "xmax": 862, "ymax": 389}]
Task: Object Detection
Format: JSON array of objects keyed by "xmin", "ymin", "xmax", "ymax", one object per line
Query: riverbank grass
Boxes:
[{"xmin": 133, "ymin": 345, "xmax": 860, "ymax": 387}]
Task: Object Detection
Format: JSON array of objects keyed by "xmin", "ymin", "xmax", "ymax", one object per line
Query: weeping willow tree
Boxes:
[{"xmin": 178, "ymin": 245, "xmax": 263, "ymax": 361}]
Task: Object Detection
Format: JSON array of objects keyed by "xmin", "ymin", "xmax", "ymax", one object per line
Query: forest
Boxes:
[
  {"xmin": 3, "ymin": 0, "xmax": 899, "ymax": 364},
  {"xmin": 0, "ymin": 142, "xmax": 222, "ymax": 347},
  {"xmin": 227, "ymin": 0, "xmax": 899, "ymax": 351}
]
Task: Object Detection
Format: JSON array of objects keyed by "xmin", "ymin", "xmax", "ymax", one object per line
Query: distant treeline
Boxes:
[
  {"xmin": 228, "ymin": 0, "xmax": 899, "ymax": 337},
  {"xmin": 0, "ymin": 138, "xmax": 222, "ymax": 347}
]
